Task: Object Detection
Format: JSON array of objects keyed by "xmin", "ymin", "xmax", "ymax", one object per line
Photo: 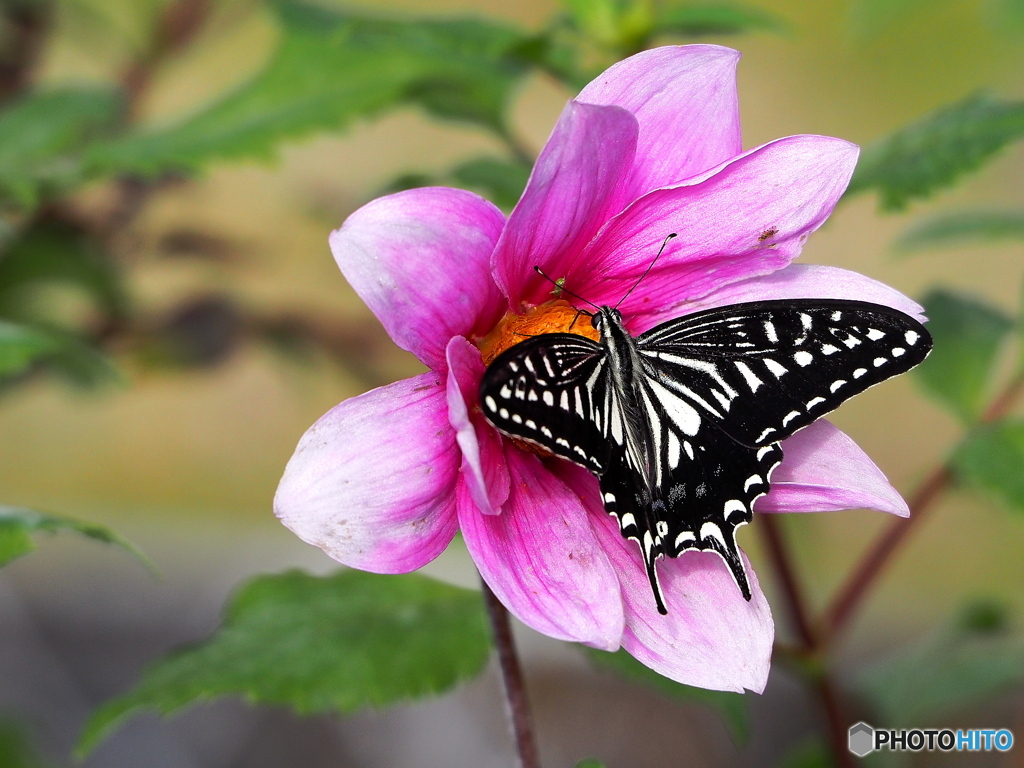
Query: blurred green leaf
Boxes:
[
  {"xmin": 775, "ymin": 738, "xmax": 834, "ymax": 768},
  {"xmin": 0, "ymin": 321, "xmax": 61, "ymax": 378},
  {"xmin": 451, "ymin": 156, "xmax": 531, "ymax": 210},
  {"xmin": 953, "ymin": 421, "xmax": 1024, "ymax": 513},
  {"xmin": 913, "ymin": 289, "xmax": 1013, "ymax": 422},
  {"xmin": 855, "ymin": 599, "xmax": 1024, "ymax": 725},
  {"xmin": 0, "ymin": 87, "xmax": 122, "ymax": 208},
  {"xmin": 0, "ymin": 717, "xmax": 49, "ymax": 768},
  {"xmin": 584, "ymin": 647, "xmax": 748, "ymax": 739},
  {"xmin": 895, "ymin": 211, "xmax": 1024, "ymax": 252},
  {"xmin": 0, "ymin": 219, "xmax": 126, "ymax": 322},
  {"xmin": 80, "ymin": 570, "xmax": 492, "ymax": 755},
  {"xmin": 85, "ymin": 1, "xmax": 530, "ymax": 177},
  {"xmin": 574, "ymin": 760, "xmax": 608, "ymax": 768},
  {"xmin": 0, "ymin": 505, "xmax": 146, "ymax": 568},
  {"xmin": 653, "ymin": 4, "xmax": 788, "ymax": 37},
  {"xmin": 846, "ymin": 93, "xmax": 1024, "ymax": 211}
]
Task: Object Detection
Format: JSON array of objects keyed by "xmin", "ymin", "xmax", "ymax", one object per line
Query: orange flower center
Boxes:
[{"xmin": 476, "ymin": 299, "xmax": 601, "ymax": 365}]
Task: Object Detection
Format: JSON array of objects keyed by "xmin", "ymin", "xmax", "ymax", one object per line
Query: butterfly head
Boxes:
[{"xmin": 591, "ymin": 306, "xmax": 623, "ymax": 334}]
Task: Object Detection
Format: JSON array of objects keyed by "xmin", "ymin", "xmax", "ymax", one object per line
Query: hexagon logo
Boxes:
[{"xmin": 849, "ymin": 722, "xmax": 875, "ymax": 757}]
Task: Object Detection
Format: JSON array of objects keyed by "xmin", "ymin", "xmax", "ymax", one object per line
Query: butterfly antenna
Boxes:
[
  {"xmin": 614, "ymin": 233, "xmax": 677, "ymax": 310},
  {"xmin": 533, "ymin": 266, "xmax": 601, "ymax": 311}
]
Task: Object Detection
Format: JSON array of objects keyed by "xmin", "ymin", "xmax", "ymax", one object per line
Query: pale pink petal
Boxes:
[
  {"xmin": 458, "ymin": 448, "xmax": 625, "ymax": 649},
  {"xmin": 756, "ymin": 420, "xmax": 910, "ymax": 517},
  {"xmin": 577, "ymin": 45, "xmax": 742, "ymax": 198},
  {"xmin": 590, "ymin": 510, "xmax": 773, "ymax": 693},
  {"xmin": 446, "ymin": 336, "xmax": 509, "ymax": 516},
  {"xmin": 330, "ymin": 187, "xmax": 506, "ymax": 370},
  {"xmin": 642, "ymin": 263, "xmax": 926, "ymax": 333},
  {"xmin": 493, "ymin": 101, "xmax": 638, "ymax": 310},
  {"xmin": 567, "ymin": 136, "xmax": 859, "ymax": 322},
  {"xmin": 275, "ymin": 373, "xmax": 458, "ymax": 573}
]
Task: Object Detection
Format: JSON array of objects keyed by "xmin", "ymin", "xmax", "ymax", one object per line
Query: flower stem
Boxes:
[
  {"xmin": 819, "ymin": 369, "xmax": 1024, "ymax": 643},
  {"xmin": 759, "ymin": 514, "xmax": 816, "ymax": 649},
  {"xmin": 481, "ymin": 580, "xmax": 541, "ymax": 768}
]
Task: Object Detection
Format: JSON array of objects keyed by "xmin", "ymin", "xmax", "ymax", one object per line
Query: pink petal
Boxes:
[
  {"xmin": 330, "ymin": 187, "xmax": 506, "ymax": 371},
  {"xmin": 577, "ymin": 45, "xmax": 742, "ymax": 199},
  {"xmin": 275, "ymin": 373, "xmax": 459, "ymax": 573},
  {"xmin": 658, "ymin": 263, "xmax": 927, "ymax": 331},
  {"xmin": 446, "ymin": 336, "xmax": 510, "ymax": 516},
  {"xmin": 458, "ymin": 449, "xmax": 625, "ymax": 650},
  {"xmin": 493, "ymin": 101, "xmax": 638, "ymax": 310},
  {"xmin": 756, "ymin": 420, "xmax": 910, "ymax": 517},
  {"xmin": 568, "ymin": 136, "xmax": 860, "ymax": 322},
  {"xmin": 589, "ymin": 510, "xmax": 773, "ymax": 693}
]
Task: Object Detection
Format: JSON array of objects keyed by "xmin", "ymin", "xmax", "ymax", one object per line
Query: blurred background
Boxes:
[{"xmin": 1, "ymin": 0, "xmax": 1024, "ymax": 766}]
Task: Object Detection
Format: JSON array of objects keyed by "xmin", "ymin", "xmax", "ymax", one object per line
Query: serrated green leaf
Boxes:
[
  {"xmin": 85, "ymin": 1, "xmax": 529, "ymax": 177},
  {"xmin": 451, "ymin": 156, "xmax": 531, "ymax": 210},
  {"xmin": 0, "ymin": 506, "xmax": 147, "ymax": 568},
  {"xmin": 855, "ymin": 600, "xmax": 1024, "ymax": 725},
  {"xmin": 953, "ymin": 421, "xmax": 1024, "ymax": 513},
  {"xmin": 653, "ymin": 4, "xmax": 788, "ymax": 37},
  {"xmin": 0, "ymin": 87, "xmax": 122, "ymax": 208},
  {"xmin": 584, "ymin": 647, "xmax": 748, "ymax": 740},
  {"xmin": 846, "ymin": 93, "xmax": 1024, "ymax": 211},
  {"xmin": 895, "ymin": 210, "xmax": 1024, "ymax": 252},
  {"xmin": 0, "ymin": 321, "xmax": 61, "ymax": 378},
  {"xmin": 79, "ymin": 570, "xmax": 491, "ymax": 755},
  {"xmin": 913, "ymin": 289, "xmax": 1013, "ymax": 422}
]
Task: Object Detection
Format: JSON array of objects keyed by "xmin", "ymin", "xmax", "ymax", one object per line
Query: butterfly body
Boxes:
[{"xmin": 480, "ymin": 299, "xmax": 932, "ymax": 614}]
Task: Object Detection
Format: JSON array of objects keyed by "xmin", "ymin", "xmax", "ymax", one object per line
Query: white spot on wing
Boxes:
[
  {"xmin": 821, "ymin": 343, "xmax": 840, "ymax": 355},
  {"xmin": 873, "ymin": 357, "xmax": 887, "ymax": 367},
  {"xmin": 892, "ymin": 347, "xmax": 905, "ymax": 357},
  {"xmin": 763, "ymin": 320, "xmax": 778, "ymax": 343},
  {"xmin": 763, "ymin": 358, "xmax": 788, "ymax": 378},
  {"xmin": 485, "ymin": 396, "xmax": 497, "ymax": 411},
  {"xmin": 734, "ymin": 360, "xmax": 763, "ymax": 392},
  {"xmin": 744, "ymin": 475, "xmax": 761, "ymax": 492},
  {"xmin": 724, "ymin": 499, "xmax": 747, "ymax": 520},
  {"xmin": 700, "ymin": 522, "xmax": 726, "ymax": 546},
  {"xmin": 542, "ymin": 390, "xmax": 554, "ymax": 406},
  {"xmin": 905, "ymin": 330, "xmax": 920, "ymax": 345},
  {"xmin": 782, "ymin": 410, "xmax": 801, "ymax": 427},
  {"xmin": 793, "ymin": 350, "xmax": 813, "ymax": 367},
  {"xmin": 853, "ymin": 368, "xmax": 867, "ymax": 379},
  {"xmin": 807, "ymin": 396, "xmax": 826, "ymax": 409},
  {"xmin": 830, "ymin": 379, "xmax": 846, "ymax": 392},
  {"xmin": 675, "ymin": 531, "xmax": 695, "ymax": 547},
  {"xmin": 867, "ymin": 328, "xmax": 886, "ymax": 341}
]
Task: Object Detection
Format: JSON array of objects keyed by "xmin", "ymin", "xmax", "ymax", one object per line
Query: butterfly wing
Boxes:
[{"xmin": 479, "ymin": 333, "xmax": 612, "ymax": 475}]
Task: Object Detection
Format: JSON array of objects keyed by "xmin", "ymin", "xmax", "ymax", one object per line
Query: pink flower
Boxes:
[{"xmin": 275, "ymin": 45, "xmax": 923, "ymax": 693}]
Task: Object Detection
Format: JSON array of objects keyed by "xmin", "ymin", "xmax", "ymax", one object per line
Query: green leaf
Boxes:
[
  {"xmin": 775, "ymin": 738, "xmax": 834, "ymax": 768},
  {"xmin": 450, "ymin": 156, "xmax": 531, "ymax": 210},
  {"xmin": 0, "ymin": 506, "xmax": 147, "ymax": 568},
  {"xmin": 0, "ymin": 321, "xmax": 61, "ymax": 378},
  {"xmin": 0, "ymin": 219, "xmax": 126, "ymax": 322},
  {"xmin": 574, "ymin": 760, "xmax": 608, "ymax": 768},
  {"xmin": 894, "ymin": 210, "xmax": 1024, "ymax": 252},
  {"xmin": 846, "ymin": 93, "xmax": 1024, "ymax": 211},
  {"xmin": 953, "ymin": 420, "xmax": 1024, "ymax": 513},
  {"xmin": 653, "ymin": 4, "xmax": 789, "ymax": 37},
  {"xmin": 0, "ymin": 717, "xmax": 49, "ymax": 768},
  {"xmin": 584, "ymin": 648, "xmax": 748, "ymax": 739},
  {"xmin": 80, "ymin": 570, "xmax": 492, "ymax": 755},
  {"xmin": 0, "ymin": 87, "xmax": 122, "ymax": 208},
  {"xmin": 855, "ymin": 599, "xmax": 1024, "ymax": 725},
  {"xmin": 85, "ymin": 1, "xmax": 529, "ymax": 177},
  {"xmin": 913, "ymin": 289, "xmax": 1013, "ymax": 422}
]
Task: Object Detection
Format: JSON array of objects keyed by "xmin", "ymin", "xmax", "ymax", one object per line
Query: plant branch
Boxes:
[
  {"xmin": 819, "ymin": 369, "xmax": 1024, "ymax": 644},
  {"xmin": 481, "ymin": 580, "xmax": 540, "ymax": 768},
  {"xmin": 759, "ymin": 514, "xmax": 816, "ymax": 649}
]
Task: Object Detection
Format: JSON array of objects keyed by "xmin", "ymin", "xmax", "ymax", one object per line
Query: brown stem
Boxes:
[
  {"xmin": 759, "ymin": 514, "xmax": 816, "ymax": 649},
  {"xmin": 816, "ymin": 676, "xmax": 856, "ymax": 768},
  {"xmin": 481, "ymin": 580, "xmax": 541, "ymax": 768},
  {"xmin": 819, "ymin": 369, "xmax": 1024, "ymax": 644}
]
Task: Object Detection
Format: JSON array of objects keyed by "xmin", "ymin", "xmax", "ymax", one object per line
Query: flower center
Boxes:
[{"xmin": 476, "ymin": 299, "xmax": 601, "ymax": 366}]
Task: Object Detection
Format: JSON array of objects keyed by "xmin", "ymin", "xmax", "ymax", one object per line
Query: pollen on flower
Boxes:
[{"xmin": 476, "ymin": 299, "xmax": 601, "ymax": 365}]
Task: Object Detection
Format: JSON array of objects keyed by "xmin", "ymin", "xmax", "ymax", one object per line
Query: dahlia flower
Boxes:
[{"xmin": 275, "ymin": 45, "xmax": 922, "ymax": 693}]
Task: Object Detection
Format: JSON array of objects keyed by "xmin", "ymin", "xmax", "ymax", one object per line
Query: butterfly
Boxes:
[{"xmin": 479, "ymin": 285, "xmax": 932, "ymax": 615}]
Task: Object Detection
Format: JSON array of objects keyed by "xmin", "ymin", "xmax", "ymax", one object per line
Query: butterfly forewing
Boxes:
[
  {"xmin": 480, "ymin": 333, "xmax": 612, "ymax": 474},
  {"xmin": 637, "ymin": 299, "xmax": 932, "ymax": 447}
]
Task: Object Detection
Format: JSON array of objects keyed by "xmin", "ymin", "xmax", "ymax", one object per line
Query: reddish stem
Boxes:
[
  {"xmin": 481, "ymin": 580, "xmax": 541, "ymax": 768},
  {"xmin": 759, "ymin": 514, "xmax": 816, "ymax": 649}
]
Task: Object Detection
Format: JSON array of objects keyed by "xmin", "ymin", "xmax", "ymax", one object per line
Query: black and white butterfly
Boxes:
[{"xmin": 480, "ymin": 289, "xmax": 931, "ymax": 615}]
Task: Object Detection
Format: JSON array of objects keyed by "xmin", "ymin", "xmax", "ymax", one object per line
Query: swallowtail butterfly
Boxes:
[{"xmin": 480, "ymin": 283, "xmax": 931, "ymax": 614}]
